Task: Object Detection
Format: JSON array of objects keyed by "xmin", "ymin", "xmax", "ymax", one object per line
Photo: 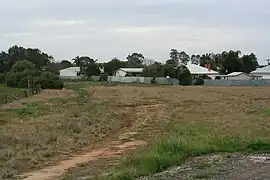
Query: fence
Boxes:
[
  {"xmin": 204, "ymin": 79, "xmax": 270, "ymax": 86},
  {"xmin": 60, "ymin": 76, "xmax": 83, "ymax": 80},
  {"xmin": 107, "ymin": 76, "xmax": 179, "ymax": 85},
  {"xmin": 0, "ymin": 87, "xmax": 41, "ymax": 105}
]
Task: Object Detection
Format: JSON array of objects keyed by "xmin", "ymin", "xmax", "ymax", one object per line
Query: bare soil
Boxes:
[{"xmin": 22, "ymin": 140, "xmax": 146, "ymax": 180}]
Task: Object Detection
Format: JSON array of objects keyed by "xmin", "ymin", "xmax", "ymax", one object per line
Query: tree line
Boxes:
[
  {"xmin": 0, "ymin": 45, "xmax": 263, "ymax": 87},
  {"xmin": 0, "ymin": 45, "xmax": 63, "ymax": 89},
  {"xmin": 49, "ymin": 49, "xmax": 260, "ymax": 77}
]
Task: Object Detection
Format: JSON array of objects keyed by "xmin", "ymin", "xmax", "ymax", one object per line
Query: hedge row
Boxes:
[{"xmin": 5, "ymin": 70, "xmax": 64, "ymax": 89}]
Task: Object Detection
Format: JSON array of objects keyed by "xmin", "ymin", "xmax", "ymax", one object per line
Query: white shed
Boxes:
[
  {"xmin": 114, "ymin": 68, "xmax": 143, "ymax": 77},
  {"xmin": 60, "ymin": 67, "xmax": 81, "ymax": 80},
  {"xmin": 250, "ymin": 66, "xmax": 270, "ymax": 79}
]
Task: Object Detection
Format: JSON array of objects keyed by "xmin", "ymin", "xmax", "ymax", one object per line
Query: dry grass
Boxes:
[
  {"xmin": 0, "ymin": 85, "xmax": 132, "ymax": 179},
  {"xmin": 59, "ymin": 85, "xmax": 270, "ymax": 180},
  {"xmin": 1, "ymin": 83, "xmax": 270, "ymax": 179}
]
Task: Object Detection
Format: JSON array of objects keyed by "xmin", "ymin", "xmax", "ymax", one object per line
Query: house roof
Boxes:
[
  {"xmin": 219, "ymin": 72, "xmax": 250, "ymax": 77},
  {"xmin": 251, "ymin": 66, "xmax": 270, "ymax": 74},
  {"xmin": 119, "ymin": 68, "xmax": 144, "ymax": 73},
  {"xmin": 60, "ymin": 67, "xmax": 80, "ymax": 72},
  {"xmin": 186, "ymin": 63, "xmax": 219, "ymax": 75}
]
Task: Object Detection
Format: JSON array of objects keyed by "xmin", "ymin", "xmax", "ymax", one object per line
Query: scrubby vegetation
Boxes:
[{"xmin": 0, "ymin": 46, "xmax": 64, "ymax": 90}]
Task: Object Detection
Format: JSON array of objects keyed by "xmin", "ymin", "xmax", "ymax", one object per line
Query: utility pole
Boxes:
[{"xmin": 266, "ymin": 59, "xmax": 270, "ymax": 65}]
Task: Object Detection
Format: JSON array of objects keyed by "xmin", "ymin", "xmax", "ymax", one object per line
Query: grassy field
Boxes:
[
  {"xmin": 60, "ymin": 85, "xmax": 270, "ymax": 180},
  {"xmin": 1, "ymin": 83, "xmax": 270, "ymax": 179},
  {"xmin": 0, "ymin": 84, "xmax": 25, "ymax": 105},
  {"xmin": 0, "ymin": 84, "xmax": 23, "ymax": 95}
]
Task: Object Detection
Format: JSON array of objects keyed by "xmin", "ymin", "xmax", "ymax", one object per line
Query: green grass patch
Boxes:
[
  {"xmin": 5, "ymin": 102, "xmax": 46, "ymax": 117},
  {"xmin": 261, "ymin": 108, "xmax": 270, "ymax": 117},
  {"xmin": 102, "ymin": 121, "xmax": 270, "ymax": 180},
  {"xmin": 0, "ymin": 84, "xmax": 23, "ymax": 95},
  {"xmin": 0, "ymin": 84, "xmax": 24, "ymax": 104},
  {"xmin": 64, "ymin": 81, "xmax": 104, "ymax": 92}
]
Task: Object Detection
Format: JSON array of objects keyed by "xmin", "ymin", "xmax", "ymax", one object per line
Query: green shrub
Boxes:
[
  {"xmin": 35, "ymin": 72, "xmax": 64, "ymax": 89},
  {"xmin": 0, "ymin": 73, "xmax": 5, "ymax": 83},
  {"xmin": 6, "ymin": 68, "xmax": 64, "ymax": 89},
  {"xmin": 6, "ymin": 70, "xmax": 41, "ymax": 88},
  {"xmin": 10, "ymin": 60, "xmax": 35, "ymax": 73},
  {"xmin": 177, "ymin": 66, "xmax": 192, "ymax": 86},
  {"xmin": 193, "ymin": 77, "xmax": 204, "ymax": 85},
  {"xmin": 151, "ymin": 77, "xmax": 156, "ymax": 84},
  {"xmin": 100, "ymin": 73, "xmax": 109, "ymax": 82}
]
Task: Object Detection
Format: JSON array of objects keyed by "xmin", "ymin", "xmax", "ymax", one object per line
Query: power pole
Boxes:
[{"xmin": 266, "ymin": 59, "xmax": 270, "ymax": 65}]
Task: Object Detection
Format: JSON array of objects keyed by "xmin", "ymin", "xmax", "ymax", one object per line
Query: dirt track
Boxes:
[
  {"xmin": 21, "ymin": 103, "xmax": 165, "ymax": 180},
  {"xmin": 22, "ymin": 140, "xmax": 146, "ymax": 180}
]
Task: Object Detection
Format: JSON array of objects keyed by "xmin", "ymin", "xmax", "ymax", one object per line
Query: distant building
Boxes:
[
  {"xmin": 218, "ymin": 72, "xmax": 261, "ymax": 80},
  {"xmin": 114, "ymin": 68, "xmax": 144, "ymax": 77},
  {"xmin": 59, "ymin": 67, "xmax": 81, "ymax": 80},
  {"xmin": 250, "ymin": 66, "xmax": 270, "ymax": 79}
]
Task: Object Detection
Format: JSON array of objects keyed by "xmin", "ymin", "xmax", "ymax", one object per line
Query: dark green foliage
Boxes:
[
  {"xmin": 126, "ymin": 53, "xmax": 144, "ymax": 68},
  {"xmin": 6, "ymin": 69, "xmax": 41, "ymax": 88},
  {"xmin": 103, "ymin": 58, "xmax": 127, "ymax": 75},
  {"xmin": 193, "ymin": 77, "xmax": 204, "ymax": 85},
  {"xmin": 85, "ymin": 63, "xmax": 101, "ymax": 78},
  {"xmin": 100, "ymin": 73, "xmax": 109, "ymax": 81},
  {"xmin": 215, "ymin": 76, "xmax": 221, "ymax": 80},
  {"xmin": 151, "ymin": 77, "xmax": 156, "ymax": 84},
  {"xmin": 177, "ymin": 66, "xmax": 192, "ymax": 86},
  {"xmin": 142, "ymin": 62, "xmax": 164, "ymax": 77},
  {"xmin": 0, "ymin": 45, "xmax": 52, "ymax": 72},
  {"xmin": 6, "ymin": 60, "xmax": 63, "ymax": 89},
  {"xmin": 73, "ymin": 56, "xmax": 97, "ymax": 76},
  {"xmin": 0, "ymin": 73, "xmax": 5, "ymax": 83},
  {"xmin": 34, "ymin": 72, "xmax": 64, "ymax": 89},
  {"xmin": 10, "ymin": 60, "xmax": 35, "ymax": 73}
]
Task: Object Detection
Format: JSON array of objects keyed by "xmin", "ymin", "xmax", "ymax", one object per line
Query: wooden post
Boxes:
[
  {"xmin": 4, "ymin": 95, "xmax": 7, "ymax": 103},
  {"xmin": 28, "ymin": 80, "xmax": 30, "ymax": 89}
]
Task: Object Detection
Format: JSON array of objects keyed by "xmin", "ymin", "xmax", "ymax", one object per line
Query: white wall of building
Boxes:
[
  {"xmin": 253, "ymin": 73, "xmax": 270, "ymax": 80},
  {"xmin": 60, "ymin": 67, "xmax": 81, "ymax": 79},
  {"xmin": 115, "ymin": 69, "xmax": 127, "ymax": 77},
  {"xmin": 226, "ymin": 74, "xmax": 251, "ymax": 80}
]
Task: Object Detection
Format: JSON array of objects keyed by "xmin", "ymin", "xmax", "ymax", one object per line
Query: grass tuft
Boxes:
[{"xmin": 102, "ymin": 122, "xmax": 270, "ymax": 180}]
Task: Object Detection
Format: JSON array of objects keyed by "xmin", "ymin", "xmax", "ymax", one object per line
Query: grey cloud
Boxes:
[{"xmin": 0, "ymin": 0, "xmax": 269, "ymax": 63}]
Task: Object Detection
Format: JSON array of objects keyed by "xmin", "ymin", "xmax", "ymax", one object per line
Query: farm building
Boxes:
[
  {"xmin": 218, "ymin": 72, "xmax": 261, "ymax": 80},
  {"xmin": 250, "ymin": 66, "xmax": 270, "ymax": 79},
  {"xmin": 186, "ymin": 63, "xmax": 219, "ymax": 76},
  {"xmin": 114, "ymin": 68, "xmax": 143, "ymax": 77},
  {"xmin": 59, "ymin": 67, "xmax": 81, "ymax": 80}
]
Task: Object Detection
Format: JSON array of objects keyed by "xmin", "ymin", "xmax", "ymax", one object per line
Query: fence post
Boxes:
[
  {"xmin": 4, "ymin": 95, "xmax": 7, "ymax": 103},
  {"xmin": 24, "ymin": 90, "xmax": 28, "ymax": 98}
]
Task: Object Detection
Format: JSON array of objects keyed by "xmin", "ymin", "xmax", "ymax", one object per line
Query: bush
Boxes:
[
  {"xmin": 6, "ymin": 70, "xmax": 41, "ymax": 88},
  {"xmin": 10, "ymin": 60, "xmax": 35, "ymax": 73},
  {"xmin": 6, "ymin": 70, "xmax": 64, "ymax": 89},
  {"xmin": 0, "ymin": 73, "xmax": 6, "ymax": 83},
  {"xmin": 151, "ymin": 77, "xmax": 156, "ymax": 84},
  {"xmin": 100, "ymin": 73, "xmax": 109, "ymax": 82},
  {"xmin": 34, "ymin": 72, "xmax": 64, "ymax": 89},
  {"xmin": 193, "ymin": 77, "xmax": 204, "ymax": 85},
  {"xmin": 177, "ymin": 66, "xmax": 192, "ymax": 86},
  {"xmin": 215, "ymin": 76, "xmax": 221, "ymax": 80}
]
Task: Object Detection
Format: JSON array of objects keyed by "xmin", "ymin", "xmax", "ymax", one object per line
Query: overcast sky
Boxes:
[{"xmin": 0, "ymin": 0, "xmax": 269, "ymax": 64}]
